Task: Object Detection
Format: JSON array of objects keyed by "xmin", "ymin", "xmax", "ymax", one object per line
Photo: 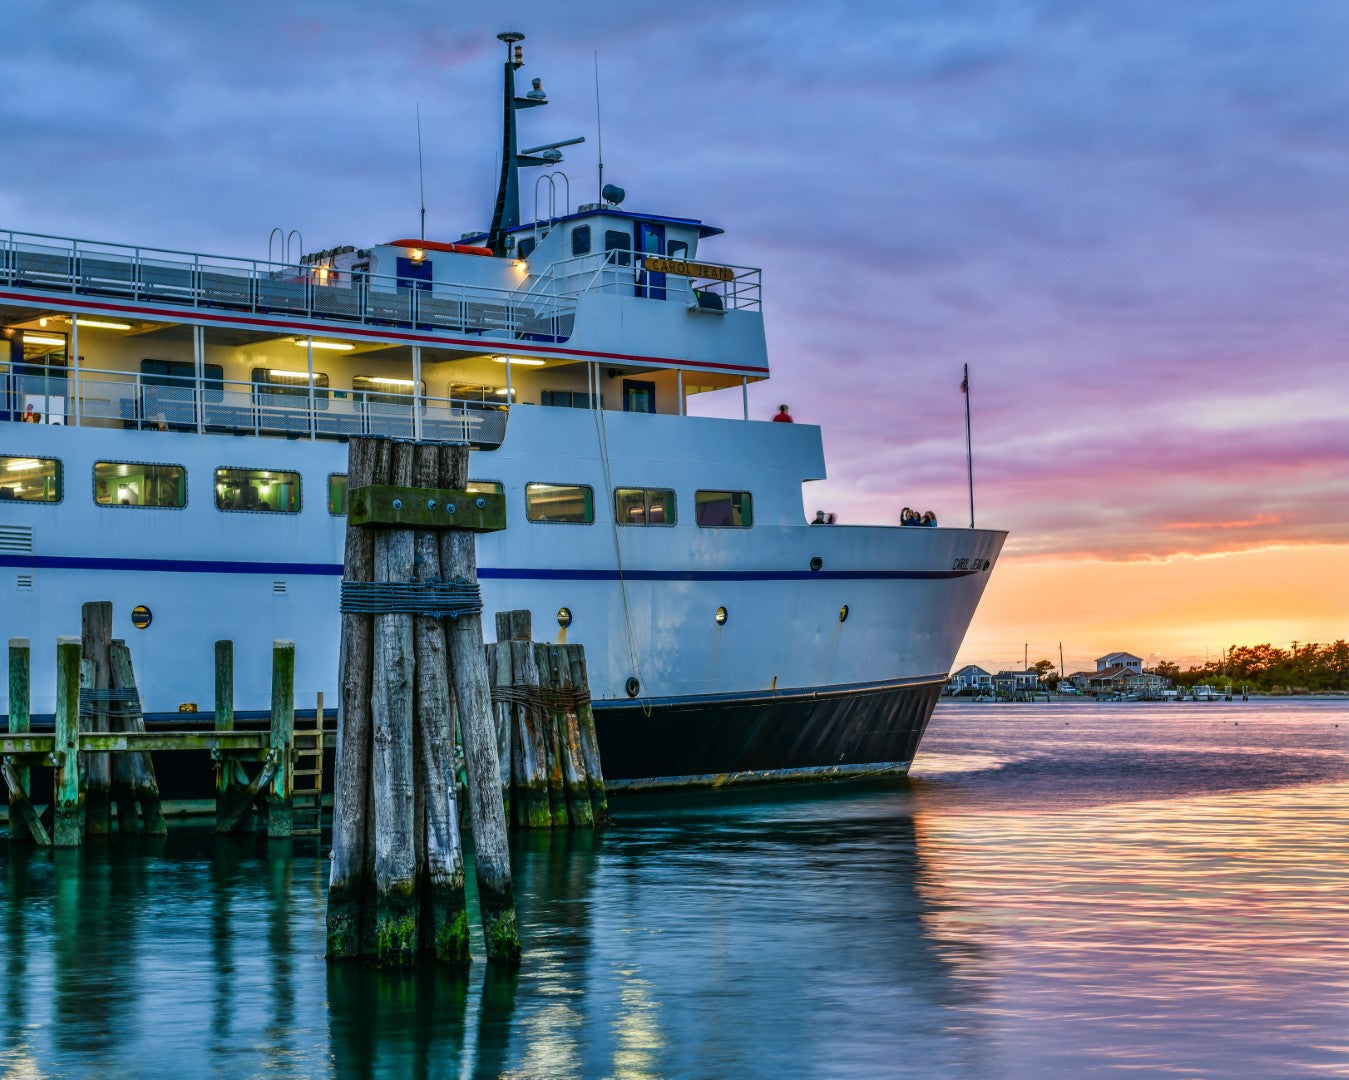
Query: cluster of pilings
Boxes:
[
  {"xmin": 488, "ymin": 612, "xmax": 608, "ymax": 830},
  {"xmin": 326, "ymin": 437, "xmax": 522, "ymax": 969}
]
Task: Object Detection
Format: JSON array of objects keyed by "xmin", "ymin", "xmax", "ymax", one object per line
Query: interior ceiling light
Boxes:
[
  {"xmin": 294, "ymin": 338, "xmax": 355, "ymax": 351},
  {"xmin": 71, "ymin": 318, "xmax": 133, "ymax": 331},
  {"xmin": 24, "ymin": 334, "xmax": 66, "ymax": 346},
  {"xmin": 491, "ymin": 355, "xmax": 545, "ymax": 366},
  {"xmin": 269, "ymin": 369, "xmax": 318, "ymax": 380},
  {"xmin": 364, "ymin": 377, "xmax": 415, "ymax": 387}
]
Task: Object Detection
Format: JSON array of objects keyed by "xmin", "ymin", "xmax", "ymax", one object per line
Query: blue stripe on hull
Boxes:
[{"xmin": 0, "ymin": 553, "xmax": 978, "ymax": 582}]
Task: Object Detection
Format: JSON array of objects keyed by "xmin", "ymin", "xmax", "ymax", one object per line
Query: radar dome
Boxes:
[{"xmin": 601, "ymin": 184, "xmax": 625, "ymax": 206}]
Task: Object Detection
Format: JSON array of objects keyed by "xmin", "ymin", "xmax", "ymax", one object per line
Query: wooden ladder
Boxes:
[{"xmin": 291, "ymin": 692, "xmax": 325, "ymax": 838}]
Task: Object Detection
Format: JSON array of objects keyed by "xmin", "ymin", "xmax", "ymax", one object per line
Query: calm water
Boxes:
[{"xmin": 2, "ymin": 700, "xmax": 1347, "ymax": 1078}]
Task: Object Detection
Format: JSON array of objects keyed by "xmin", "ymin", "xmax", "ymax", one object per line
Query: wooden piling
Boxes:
[
  {"xmin": 268, "ymin": 640, "xmax": 296, "ymax": 839},
  {"xmin": 533, "ymin": 644, "xmax": 569, "ymax": 830},
  {"xmin": 510, "ymin": 639, "xmax": 551, "ymax": 829},
  {"xmin": 371, "ymin": 441, "xmax": 418, "ymax": 965},
  {"xmin": 328, "ymin": 436, "xmax": 384, "ymax": 959},
  {"xmin": 214, "ymin": 639, "xmax": 249, "ymax": 829},
  {"xmin": 551, "ymin": 644, "xmax": 594, "ymax": 830},
  {"xmin": 108, "ymin": 640, "xmax": 166, "ymax": 835},
  {"xmin": 565, "ymin": 644, "xmax": 609, "ymax": 824},
  {"xmin": 53, "ymin": 637, "xmax": 83, "ymax": 847},
  {"xmin": 440, "ymin": 443, "xmax": 520, "ymax": 965},
  {"xmin": 411, "ymin": 441, "xmax": 468, "ymax": 965},
  {"xmin": 7, "ymin": 639, "xmax": 32, "ymax": 843},
  {"xmin": 80, "ymin": 602, "xmax": 114, "ymax": 836}
]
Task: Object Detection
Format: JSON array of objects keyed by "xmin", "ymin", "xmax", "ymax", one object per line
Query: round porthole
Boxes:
[
  {"xmin": 839, "ymin": 604, "xmax": 849, "ymax": 623},
  {"xmin": 810, "ymin": 556, "xmax": 824, "ymax": 572},
  {"xmin": 625, "ymin": 676, "xmax": 641, "ymax": 698},
  {"xmin": 714, "ymin": 606, "xmax": 728, "ymax": 625},
  {"xmin": 557, "ymin": 606, "xmax": 572, "ymax": 628},
  {"xmin": 131, "ymin": 605, "xmax": 153, "ymax": 630}
]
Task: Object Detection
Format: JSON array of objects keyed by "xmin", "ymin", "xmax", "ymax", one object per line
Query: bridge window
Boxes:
[
  {"xmin": 695, "ymin": 490, "xmax": 752, "ymax": 528},
  {"xmin": 668, "ymin": 240, "xmax": 689, "ymax": 260},
  {"xmin": 604, "ymin": 230, "xmax": 631, "ymax": 267},
  {"xmin": 526, "ymin": 482, "xmax": 594, "ymax": 524},
  {"xmin": 352, "ymin": 375, "xmax": 424, "ymax": 406},
  {"xmin": 614, "ymin": 487, "xmax": 675, "ymax": 526},
  {"xmin": 94, "ymin": 461, "xmax": 186, "ymax": 508},
  {"xmin": 0, "ymin": 456, "xmax": 61, "ymax": 503},
  {"xmin": 328, "ymin": 474, "xmax": 348, "ymax": 516},
  {"xmin": 571, "ymin": 226, "xmax": 591, "ymax": 256},
  {"xmin": 518, "ymin": 237, "xmax": 537, "ymax": 260},
  {"xmin": 540, "ymin": 390, "xmax": 594, "ymax": 409},
  {"xmin": 215, "ymin": 467, "xmax": 300, "ymax": 513}
]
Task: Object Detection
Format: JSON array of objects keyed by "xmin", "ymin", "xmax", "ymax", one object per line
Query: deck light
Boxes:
[
  {"xmin": 514, "ymin": 260, "xmax": 529, "ymax": 274},
  {"xmin": 24, "ymin": 334, "xmax": 66, "ymax": 346},
  {"xmin": 491, "ymin": 355, "xmax": 545, "ymax": 366},
  {"xmin": 410, "ymin": 248, "xmax": 425, "ymax": 263},
  {"xmin": 293, "ymin": 339, "xmax": 355, "ymax": 351}
]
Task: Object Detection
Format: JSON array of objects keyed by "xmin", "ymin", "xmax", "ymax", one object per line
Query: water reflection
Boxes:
[{"xmin": 0, "ymin": 703, "xmax": 1345, "ymax": 1077}]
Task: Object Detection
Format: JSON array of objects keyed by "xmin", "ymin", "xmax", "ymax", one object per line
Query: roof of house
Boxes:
[
  {"xmin": 953, "ymin": 664, "xmax": 992, "ymax": 677},
  {"xmin": 1090, "ymin": 664, "xmax": 1134, "ymax": 680},
  {"xmin": 1096, "ymin": 651, "xmax": 1143, "ymax": 663}
]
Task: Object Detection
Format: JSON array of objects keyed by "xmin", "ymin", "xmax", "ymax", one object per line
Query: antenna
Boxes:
[
  {"xmin": 594, "ymin": 51, "xmax": 605, "ymax": 204},
  {"xmin": 416, "ymin": 103, "xmax": 427, "ymax": 242}
]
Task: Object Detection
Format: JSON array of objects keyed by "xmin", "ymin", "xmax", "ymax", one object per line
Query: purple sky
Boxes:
[{"xmin": 3, "ymin": 0, "xmax": 1348, "ymax": 569}]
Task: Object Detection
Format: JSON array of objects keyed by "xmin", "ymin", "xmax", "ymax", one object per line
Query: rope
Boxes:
[
  {"xmin": 340, "ymin": 577, "xmax": 483, "ymax": 617},
  {"xmin": 79, "ymin": 687, "xmax": 143, "ymax": 717},
  {"xmin": 490, "ymin": 683, "xmax": 591, "ymax": 715}
]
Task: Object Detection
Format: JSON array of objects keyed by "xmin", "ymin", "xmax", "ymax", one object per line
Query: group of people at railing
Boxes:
[{"xmin": 900, "ymin": 507, "xmax": 938, "ymax": 527}]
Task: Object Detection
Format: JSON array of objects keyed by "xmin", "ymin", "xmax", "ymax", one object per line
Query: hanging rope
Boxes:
[
  {"xmin": 491, "ymin": 683, "xmax": 591, "ymax": 717},
  {"xmin": 79, "ymin": 687, "xmax": 142, "ymax": 718}
]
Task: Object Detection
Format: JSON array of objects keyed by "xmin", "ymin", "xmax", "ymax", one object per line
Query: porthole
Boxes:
[
  {"xmin": 625, "ymin": 676, "xmax": 641, "ymax": 698},
  {"xmin": 131, "ymin": 605, "xmax": 153, "ymax": 630},
  {"xmin": 839, "ymin": 604, "xmax": 849, "ymax": 623},
  {"xmin": 715, "ymin": 606, "xmax": 728, "ymax": 625},
  {"xmin": 557, "ymin": 606, "xmax": 572, "ymax": 628},
  {"xmin": 810, "ymin": 556, "xmax": 824, "ymax": 572}
]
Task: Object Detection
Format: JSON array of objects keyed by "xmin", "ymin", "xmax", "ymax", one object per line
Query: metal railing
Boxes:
[
  {"xmin": 0, "ymin": 230, "xmax": 576, "ymax": 343},
  {"xmin": 531, "ymin": 249, "xmax": 762, "ymax": 311},
  {"xmin": 1, "ymin": 366, "xmax": 508, "ymax": 448}
]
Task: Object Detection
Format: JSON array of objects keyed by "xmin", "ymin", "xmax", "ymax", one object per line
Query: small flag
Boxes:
[{"xmin": 960, "ymin": 367, "xmax": 968, "ymax": 394}]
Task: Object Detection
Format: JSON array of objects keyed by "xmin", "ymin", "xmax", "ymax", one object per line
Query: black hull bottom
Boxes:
[{"xmin": 593, "ymin": 677, "xmax": 944, "ymax": 787}]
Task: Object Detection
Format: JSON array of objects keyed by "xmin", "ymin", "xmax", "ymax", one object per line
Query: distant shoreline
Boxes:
[{"xmin": 939, "ymin": 691, "xmax": 1349, "ymax": 703}]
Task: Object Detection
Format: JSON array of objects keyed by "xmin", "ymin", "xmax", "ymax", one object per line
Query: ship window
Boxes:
[
  {"xmin": 0, "ymin": 456, "xmax": 61, "ymax": 503},
  {"xmin": 328, "ymin": 474, "xmax": 348, "ymax": 516},
  {"xmin": 518, "ymin": 237, "xmax": 537, "ymax": 260},
  {"xmin": 604, "ymin": 230, "xmax": 631, "ymax": 267},
  {"xmin": 352, "ymin": 375, "xmax": 425, "ymax": 406},
  {"xmin": 214, "ymin": 467, "xmax": 301, "ymax": 513},
  {"xmin": 526, "ymin": 482, "xmax": 594, "ymax": 524},
  {"xmin": 695, "ymin": 489, "xmax": 752, "ymax": 528},
  {"xmin": 141, "ymin": 358, "xmax": 224, "ymax": 399},
  {"xmin": 614, "ymin": 487, "xmax": 675, "ymax": 526},
  {"xmin": 467, "ymin": 481, "xmax": 504, "ymax": 496},
  {"xmin": 540, "ymin": 390, "xmax": 594, "ymax": 409},
  {"xmin": 668, "ymin": 240, "xmax": 689, "ymax": 260},
  {"xmin": 571, "ymin": 226, "xmax": 591, "ymax": 256},
  {"xmin": 94, "ymin": 461, "xmax": 186, "ymax": 508},
  {"xmin": 251, "ymin": 368, "xmax": 330, "ymax": 403}
]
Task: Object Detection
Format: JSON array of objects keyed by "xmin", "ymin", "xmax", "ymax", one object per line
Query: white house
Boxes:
[{"xmin": 1096, "ymin": 652, "xmax": 1143, "ymax": 674}]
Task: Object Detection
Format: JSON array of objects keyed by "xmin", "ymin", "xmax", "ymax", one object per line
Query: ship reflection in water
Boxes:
[{"xmin": 1, "ymin": 701, "xmax": 1346, "ymax": 1078}]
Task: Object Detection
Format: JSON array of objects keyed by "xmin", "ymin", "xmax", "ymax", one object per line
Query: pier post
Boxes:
[
  {"xmin": 371, "ymin": 441, "xmax": 418, "ymax": 965},
  {"xmin": 551, "ymin": 644, "xmax": 593, "ymax": 829},
  {"xmin": 533, "ymin": 644, "xmax": 569, "ymax": 829},
  {"xmin": 80, "ymin": 602, "xmax": 114, "ymax": 836},
  {"xmin": 510, "ymin": 639, "xmax": 551, "ymax": 829},
  {"xmin": 108, "ymin": 640, "xmax": 166, "ymax": 835},
  {"xmin": 214, "ymin": 639, "xmax": 249, "ymax": 829},
  {"xmin": 6, "ymin": 639, "xmax": 32, "ymax": 842},
  {"xmin": 440, "ymin": 443, "xmax": 520, "ymax": 965},
  {"xmin": 565, "ymin": 644, "xmax": 609, "ymax": 824},
  {"xmin": 53, "ymin": 637, "xmax": 83, "ymax": 846},
  {"xmin": 268, "ymin": 640, "xmax": 296, "ymax": 839},
  {"xmin": 328, "ymin": 437, "xmax": 384, "ymax": 958}
]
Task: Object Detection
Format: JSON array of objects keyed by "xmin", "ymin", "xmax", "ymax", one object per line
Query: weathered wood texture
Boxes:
[
  {"xmin": 327, "ymin": 437, "xmax": 382, "ymax": 958},
  {"xmin": 268, "ymin": 640, "xmax": 296, "ymax": 839},
  {"xmin": 349, "ymin": 484, "xmax": 507, "ymax": 532},
  {"xmin": 80, "ymin": 602, "xmax": 113, "ymax": 836},
  {"xmin": 533, "ymin": 644, "xmax": 569, "ymax": 830},
  {"xmin": 565, "ymin": 644, "xmax": 610, "ymax": 824},
  {"xmin": 411, "ymin": 442, "xmax": 469, "ymax": 964},
  {"xmin": 7, "ymin": 639, "xmax": 32, "ymax": 843},
  {"xmin": 440, "ymin": 443, "xmax": 520, "ymax": 965},
  {"xmin": 53, "ymin": 638, "xmax": 83, "ymax": 847},
  {"xmin": 371, "ymin": 441, "xmax": 418, "ymax": 965},
  {"xmin": 213, "ymin": 639, "xmax": 251, "ymax": 830},
  {"xmin": 510, "ymin": 639, "xmax": 551, "ymax": 829},
  {"xmin": 551, "ymin": 644, "xmax": 594, "ymax": 829},
  {"xmin": 108, "ymin": 640, "xmax": 166, "ymax": 835}
]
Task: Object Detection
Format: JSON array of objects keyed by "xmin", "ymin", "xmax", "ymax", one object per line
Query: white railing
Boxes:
[
  {"xmin": 531, "ymin": 249, "xmax": 762, "ymax": 311},
  {"xmin": 0, "ymin": 366, "xmax": 508, "ymax": 448},
  {"xmin": 0, "ymin": 230, "xmax": 576, "ymax": 343}
]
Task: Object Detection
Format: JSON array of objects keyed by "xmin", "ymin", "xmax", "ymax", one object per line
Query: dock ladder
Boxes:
[{"xmin": 291, "ymin": 692, "xmax": 325, "ymax": 838}]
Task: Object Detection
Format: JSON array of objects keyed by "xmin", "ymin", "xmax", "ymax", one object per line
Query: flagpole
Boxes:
[{"xmin": 962, "ymin": 363, "xmax": 974, "ymax": 528}]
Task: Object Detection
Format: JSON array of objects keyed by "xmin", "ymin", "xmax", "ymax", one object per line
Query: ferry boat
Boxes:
[{"xmin": 0, "ymin": 33, "xmax": 1006, "ymax": 787}]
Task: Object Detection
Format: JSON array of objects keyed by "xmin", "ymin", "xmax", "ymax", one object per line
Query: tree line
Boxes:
[{"xmin": 1152, "ymin": 641, "xmax": 1349, "ymax": 693}]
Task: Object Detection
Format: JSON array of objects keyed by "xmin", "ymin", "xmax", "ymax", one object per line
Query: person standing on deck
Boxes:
[{"xmin": 773, "ymin": 404, "xmax": 793, "ymax": 423}]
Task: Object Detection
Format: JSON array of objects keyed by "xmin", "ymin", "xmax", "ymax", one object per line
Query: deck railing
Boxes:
[
  {"xmin": 1, "ymin": 366, "xmax": 508, "ymax": 447},
  {"xmin": 0, "ymin": 230, "xmax": 576, "ymax": 343},
  {"xmin": 532, "ymin": 249, "xmax": 762, "ymax": 311}
]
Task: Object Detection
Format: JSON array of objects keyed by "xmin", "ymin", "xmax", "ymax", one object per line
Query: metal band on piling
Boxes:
[{"xmin": 339, "ymin": 578, "xmax": 484, "ymax": 618}]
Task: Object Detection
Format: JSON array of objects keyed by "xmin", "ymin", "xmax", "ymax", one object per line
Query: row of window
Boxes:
[{"xmin": 0, "ymin": 457, "xmax": 755, "ymax": 527}]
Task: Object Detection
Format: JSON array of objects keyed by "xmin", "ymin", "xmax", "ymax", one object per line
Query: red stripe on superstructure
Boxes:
[{"xmin": 0, "ymin": 289, "xmax": 771, "ymax": 376}]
